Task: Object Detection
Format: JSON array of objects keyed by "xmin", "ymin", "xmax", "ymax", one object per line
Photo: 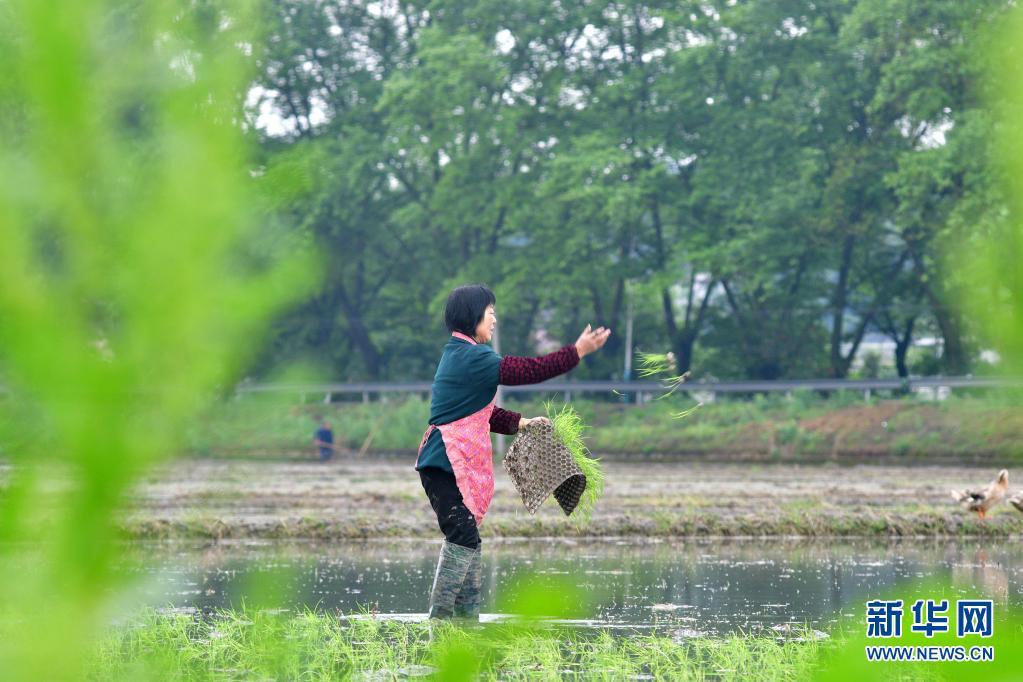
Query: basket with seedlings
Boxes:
[{"xmin": 503, "ymin": 401, "xmax": 604, "ymax": 519}]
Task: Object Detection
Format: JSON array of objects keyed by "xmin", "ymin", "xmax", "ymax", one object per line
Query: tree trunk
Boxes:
[
  {"xmin": 674, "ymin": 329, "xmax": 697, "ymax": 375},
  {"xmin": 828, "ymin": 235, "xmax": 855, "ymax": 378},
  {"xmin": 895, "ymin": 334, "xmax": 912, "ymax": 378},
  {"xmin": 927, "ymin": 294, "xmax": 969, "ymax": 374},
  {"xmin": 883, "ymin": 316, "xmax": 916, "ymax": 384},
  {"xmin": 591, "ymin": 277, "xmax": 625, "ymax": 361},
  {"xmin": 343, "ymin": 311, "xmax": 382, "ymax": 379},
  {"xmin": 911, "ymin": 250, "xmax": 968, "ymax": 375},
  {"xmin": 661, "ymin": 286, "xmax": 693, "ymax": 374},
  {"xmin": 662, "ymin": 279, "xmax": 714, "ymax": 375},
  {"xmin": 336, "ymin": 284, "xmax": 382, "ymax": 379}
]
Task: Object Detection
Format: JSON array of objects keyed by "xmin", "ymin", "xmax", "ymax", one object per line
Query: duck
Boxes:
[
  {"xmin": 951, "ymin": 470, "xmax": 1009, "ymax": 519},
  {"xmin": 1009, "ymin": 493, "xmax": 1023, "ymax": 514}
]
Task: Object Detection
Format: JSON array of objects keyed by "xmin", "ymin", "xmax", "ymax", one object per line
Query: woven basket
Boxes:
[{"xmin": 503, "ymin": 420, "xmax": 587, "ymax": 516}]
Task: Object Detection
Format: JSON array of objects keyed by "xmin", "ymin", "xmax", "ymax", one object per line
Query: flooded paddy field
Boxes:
[
  {"xmin": 8, "ymin": 458, "xmax": 1023, "ymax": 680},
  {"xmin": 121, "ymin": 458, "xmax": 1023, "ymax": 538},
  {"xmin": 118, "ymin": 538, "xmax": 1023, "ymax": 636}
]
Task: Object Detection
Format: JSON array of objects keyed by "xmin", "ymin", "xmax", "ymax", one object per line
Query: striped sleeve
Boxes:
[
  {"xmin": 489, "ymin": 406, "xmax": 521, "ymax": 435},
  {"xmin": 498, "ymin": 345, "xmax": 580, "ymax": 386}
]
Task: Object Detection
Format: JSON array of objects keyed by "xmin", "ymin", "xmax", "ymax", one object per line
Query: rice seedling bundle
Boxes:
[{"xmin": 502, "ymin": 402, "xmax": 604, "ymax": 519}]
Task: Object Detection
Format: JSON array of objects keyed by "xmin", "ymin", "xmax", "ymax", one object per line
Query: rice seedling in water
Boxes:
[
  {"xmin": 77, "ymin": 588, "xmax": 1023, "ymax": 680},
  {"xmin": 545, "ymin": 401, "xmax": 604, "ymax": 517},
  {"xmin": 84, "ymin": 607, "xmax": 828, "ymax": 681}
]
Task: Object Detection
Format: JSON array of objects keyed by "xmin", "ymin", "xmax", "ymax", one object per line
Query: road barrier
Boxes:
[{"xmin": 233, "ymin": 376, "xmax": 1022, "ymax": 404}]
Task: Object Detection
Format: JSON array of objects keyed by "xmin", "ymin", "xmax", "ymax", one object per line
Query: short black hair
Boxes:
[{"xmin": 444, "ymin": 284, "xmax": 496, "ymax": 336}]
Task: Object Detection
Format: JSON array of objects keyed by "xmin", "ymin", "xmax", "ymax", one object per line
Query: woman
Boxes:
[{"xmin": 416, "ymin": 284, "xmax": 611, "ymax": 619}]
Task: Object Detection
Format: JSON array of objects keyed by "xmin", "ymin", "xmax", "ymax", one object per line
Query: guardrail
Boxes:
[
  {"xmin": 1, "ymin": 377, "xmax": 1014, "ymax": 403},
  {"xmin": 234, "ymin": 376, "xmax": 1022, "ymax": 403}
]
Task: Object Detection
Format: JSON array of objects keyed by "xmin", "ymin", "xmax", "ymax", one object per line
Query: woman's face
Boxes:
[{"xmin": 474, "ymin": 304, "xmax": 497, "ymax": 344}]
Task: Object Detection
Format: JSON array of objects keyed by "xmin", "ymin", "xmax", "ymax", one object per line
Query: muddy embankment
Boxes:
[{"xmin": 120, "ymin": 458, "xmax": 1023, "ymax": 540}]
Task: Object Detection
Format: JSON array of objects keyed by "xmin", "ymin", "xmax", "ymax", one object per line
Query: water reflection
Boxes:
[{"xmin": 115, "ymin": 538, "xmax": 1023, "ymax": 635}]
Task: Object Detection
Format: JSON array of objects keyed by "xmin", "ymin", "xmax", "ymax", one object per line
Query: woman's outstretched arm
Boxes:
[
  {"xmin": 499, "ymin": 324, "xmax": 611, "ymax": 386},
  {"xmin": 499, "ymin": 345, "xmax": 579, "ymax": 386}
]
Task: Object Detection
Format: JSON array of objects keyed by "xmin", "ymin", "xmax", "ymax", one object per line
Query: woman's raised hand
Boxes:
[{"xmin": 574, "ymin": 324, "xmax": 611, "ymax": 358}]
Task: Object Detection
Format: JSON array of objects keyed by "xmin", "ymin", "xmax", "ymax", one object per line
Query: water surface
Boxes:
[{"xmin": 117, "ymin": 538, "xmax": 1023, "ymax": 635}]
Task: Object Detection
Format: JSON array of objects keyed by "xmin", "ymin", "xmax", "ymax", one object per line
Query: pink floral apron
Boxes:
[{"xmin": 417, "ymin": 332, "xmax": 497, "ymax": 525}]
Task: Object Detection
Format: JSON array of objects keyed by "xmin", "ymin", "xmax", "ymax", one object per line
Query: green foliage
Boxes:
[
  {"xmin": 965, "ymin": 5, "xmax": 1023, "ymax": 376},
  {"xmin": 857, "ymin": 351, "xmax": 882, "ymax": 379},
  {"xmin": 0, "ymin": 2, "xmax": 316, "ymax": 679},
  {"xmin": 233, "ymin": 0, "xmax": 1019, "ymax": 382}
]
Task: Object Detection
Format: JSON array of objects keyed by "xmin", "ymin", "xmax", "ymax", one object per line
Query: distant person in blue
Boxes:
[{"xmin": 313, "ymin": 419, "xmax": 339, "ymax": 461}]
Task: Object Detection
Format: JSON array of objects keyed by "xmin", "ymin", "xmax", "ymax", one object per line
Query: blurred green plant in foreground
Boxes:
[
  {"xmin": 0, "ymin": 1, "xmax": 314, "ymax": 679},
  {"xmin": 76, "ymin": 575, "xmax": 1023, "ymax": 681},
  {"xmin": 968, "ymin": 5, "xmax": 1023, "ymax": 373}
]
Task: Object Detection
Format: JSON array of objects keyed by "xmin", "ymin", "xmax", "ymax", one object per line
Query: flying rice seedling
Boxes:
[
  {"xmin": 626, "ymin": 351, "xmax": 703, "ymax": 419},
  {"xmin": 544, "ymin": 401, "xmax": 604, "ymax": 517}
]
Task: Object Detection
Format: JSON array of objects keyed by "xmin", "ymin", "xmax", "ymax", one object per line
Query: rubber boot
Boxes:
[
  {"xmin": 428, "ymin": 541, "xmax": 476, "ymax": 619},
  {"xmin": 453, "ymin": 547, "xmax": 482, "ymax": 620}
]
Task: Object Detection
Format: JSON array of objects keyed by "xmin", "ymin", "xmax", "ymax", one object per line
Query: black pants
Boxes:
[{"xmin": 419, "ymin": 467, "xmax": 481, "ymax": 549}]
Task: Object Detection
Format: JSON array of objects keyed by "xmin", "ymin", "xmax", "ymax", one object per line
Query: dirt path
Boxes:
[{"xmin": 119, "ymin": 457, "xmax": 1023, "ymax": 539}]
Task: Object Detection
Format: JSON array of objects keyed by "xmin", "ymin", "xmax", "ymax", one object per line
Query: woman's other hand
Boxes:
[
  {"xmin": 575, "ymin": 324, "xmax": 611, "ymax": 358},
  {"xmin": 518, "ymin": 416, "xmax": 551, "ymax": 430}
]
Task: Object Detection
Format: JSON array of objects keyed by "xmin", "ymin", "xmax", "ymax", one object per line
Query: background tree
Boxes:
[{"xmin": 243, "ymin": 0, "xmax": 1015, "ymax": 382}]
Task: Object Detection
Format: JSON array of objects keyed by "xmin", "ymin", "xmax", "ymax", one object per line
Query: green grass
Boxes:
[
  {"xmin": 180, "ymin": 391, "xmax": 1023, "ymax": 463},
  {"xmin": 183, "ymin": 394, "xmax": 432, "ymax": 455},
  {"xmin": 77, "ymin": 600, "xmax": 1023, "ymax": 680},
  {"xmin": 85, "ymin": 607, "xmax": 824, "ymax": 681},
  {"xmin": 591, "ymin": 392, "xmax": 1023, "ymax": 460},
  {"xmin": 78, "ymin": 570, "xmax": 1023, "ymax": 680},
  {"xmin": 118, "ymin": 506, "xmax": 1023, "ymax": 541}
]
